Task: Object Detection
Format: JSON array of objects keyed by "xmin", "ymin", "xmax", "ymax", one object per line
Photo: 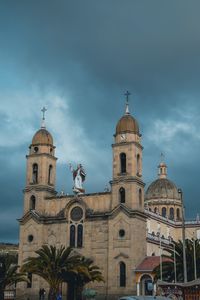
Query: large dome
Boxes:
[
  {"xmin": 145, "ymin": 178, "xmax": 180, "ymax": 201},
  {"xmin": 32, "ymin": 128, "xmax": 53, "ymax": 145},
  {"xmin": 116, "ymin": 114, "xmax": 139, "ymax": 135}
]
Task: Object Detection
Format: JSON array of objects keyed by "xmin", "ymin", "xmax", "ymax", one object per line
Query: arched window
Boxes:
[
  {"xmin": 119, "ymin": 187, "xmax": 125, "ymax": 203},
  {"xmin": 48, "ymin": 165, "xmax": 53, "ymax": 184},
  {"xmin": 137, "ymin": 154, "xmax": 140, "ymax": 175},
  {"xmin": 169, "ymin": 207, "xmax": 174, "ymax": 220},
  {"xmin": 120, "ymin": 153, "xmax": 126, "ymax": 173},
  {"xmin": 154, "ymin": 207, "xmax": 157, "ymax": 214},
  {"xmin": 32, "ymin": 163, "xmax": 38, "ymax": 184},
  {"xmin": 162, "ymin": 207, "xmax": 166, "ymax": 217},
  {"xmin": 70, "ymin": 225, "xmax": 75, "ymax": 247},
  {"xmin": 139, "ymin": 189, "xmax": 142, "ymax": 207},
  {"xmin": 119, "ymin": 262, "xmax": 126, "ymax": 287},
  {"xmin": 69, "ymin": 206, "xmax": 84, "ymax": 248},
  {"xmin": 77, "ymin": 224, "xmax": 83, "ymax": 248},
  {"xmin": 177, "ymin": 208, "xmax": 180, "ymax": 220},
  {"xmin": 30, "ymin": 195, "xmax": 36, "ymax": 210}
]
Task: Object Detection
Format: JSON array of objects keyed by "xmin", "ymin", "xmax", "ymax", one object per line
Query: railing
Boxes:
[
  {"xmin": 145, "ymin": 209, "xmax": 200, "ymax": 226},
  {"xmin": 147, "ymin": 232, "xmax": 171, "ymax": 245},
  {"xmin": 4, "ymin": 290, "xmax": 16, "ymax": 300}
]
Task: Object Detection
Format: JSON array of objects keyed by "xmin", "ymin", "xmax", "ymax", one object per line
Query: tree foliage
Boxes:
[
  {"xmin": 154, "ymin": 239, "xmax": 200, "ymax": 282},
  {"xmin": 0, "ymin": 254, "xmax": 27, "ymax": 300},
  {"xmin": 63, "ymin": 256, "xmax": 104, "ymax": 300},
  {"xmin": 21, "ymin": 245, "xmax": 104, "ymax": 300}
]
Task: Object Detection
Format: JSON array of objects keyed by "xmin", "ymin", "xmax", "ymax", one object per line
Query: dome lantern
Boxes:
[{"xmin": 158, "ymin": 154, "xmax": 167, "ymax": 179}]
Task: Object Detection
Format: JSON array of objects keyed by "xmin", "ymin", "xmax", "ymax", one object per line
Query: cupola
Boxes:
[
  {"xmin": 115, "ymin": 97, "xmax": 139, "ymax": 135},
  {"xmin": 32, "ymin": 128, "xmax": 53, "ymax": 146},
  {"xmin": 145, "ymin": 161, "xmax": 180, "ymax": 201},
  {"xmin": 144, "ymin": 156, "xmax": 182, "ymax": 221}
]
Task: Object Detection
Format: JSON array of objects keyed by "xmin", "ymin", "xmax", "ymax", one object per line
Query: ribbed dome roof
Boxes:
[
  {"xmin": 32, "ymin": 128, "xmax": 53, "ymax": 145},
  {"xmin": 145, "ymin": 178, "xmax": 180, "ymax": 201},
  {"xmin": 116, "ymin": 114, "xmax": 139, "ymax": 135}
]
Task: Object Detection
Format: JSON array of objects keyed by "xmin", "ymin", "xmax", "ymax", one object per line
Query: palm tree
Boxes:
[
  {"xmin": 21, "ymin": 245, "xmax": 82, "ymax": 300},
  {"xmin": 64, "ymin": 257, "xmax": 104, "ymax": 300},
  {"xmin": 154, "ymin": 239, "xmax": 200, "ymax": 282},
  {"xmin": 0, "ymin": 254, "xmax": 27, "ymax": 300}
]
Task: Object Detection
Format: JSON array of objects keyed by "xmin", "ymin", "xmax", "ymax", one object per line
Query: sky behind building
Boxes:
[{"xmin": 1, "ymin": 0, "xmax": 200, "ymax": 242}]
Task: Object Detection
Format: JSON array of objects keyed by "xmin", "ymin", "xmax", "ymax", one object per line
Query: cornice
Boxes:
[
  {"xmin": 26, "ymin": 153, "xmax": 57, "ymax": 160},
  {"xmin": 86, "ymin": 204, "xmax": 147, "ymax": 221},
  {"xmin": 18, "ymin": 204, "xmax": 147, "ymax": 225},
  {"xmin": 110, "ymin": 177, "xmax": 145, "ymax": 187},
  {"xmin": 23, "ymin": 185, "xmax": 57, "ymax": 194},
  {"xmin": 112, "ymin": 141, "xmax": 143, "ymax": 150},
  {"xmin": 145, "ymin": 199, "xmax": 181, "ymax": 205},
  {"xmin": 18, "ymin": 210, "xmax": 66, "ymax": 225}
]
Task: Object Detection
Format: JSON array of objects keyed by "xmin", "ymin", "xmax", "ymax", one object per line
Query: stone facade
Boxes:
[{"xmin": 17, "ymin": 104, "xmax": 200, "ymax": 299}]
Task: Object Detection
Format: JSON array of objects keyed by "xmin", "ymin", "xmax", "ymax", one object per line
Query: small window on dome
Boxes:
[
  {"xmin": 169, "ymin": 207, "xmax": 174, "ymax": 220},
  {"xmin": 162, "ymin": 207, "xmax": 166, "ymax": 217},
  {"xmin": 177, "ymin": 208, "xmax": 180, "ymax": 220}
]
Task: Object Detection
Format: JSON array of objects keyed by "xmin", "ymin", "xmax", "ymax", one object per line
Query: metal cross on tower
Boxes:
[
  {"xmin": 124, "ymin": 90, "xmax": 131, "ymax": 103},
  {"xmin": 41, "ymin": 107, "xmax": 47, "ymax": 120},
  {"xmin": 41, "ymin": 107, "xmax": 47, "ymax": 128},
  {"xmin": 124, "ymin": 91, "xmax": 131, "ymax": 115}
]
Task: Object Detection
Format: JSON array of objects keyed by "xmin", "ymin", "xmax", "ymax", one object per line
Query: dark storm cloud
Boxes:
[{"xmin": 1, "ymin": 0, "xmax": 200, "ymax": 242}]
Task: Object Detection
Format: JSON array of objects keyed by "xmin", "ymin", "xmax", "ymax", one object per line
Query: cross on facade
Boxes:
[{"xmin": 41, "ymin": 107, "xmax": 47, "ymax": 120}]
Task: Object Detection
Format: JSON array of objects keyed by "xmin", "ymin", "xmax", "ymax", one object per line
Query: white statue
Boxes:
[{"xmin": 69, "ymin": 163, "xmax": 86, "ymax": 194}]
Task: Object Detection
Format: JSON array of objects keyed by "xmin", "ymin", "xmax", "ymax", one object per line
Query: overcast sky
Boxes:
[{"xmin": 1, "ymin": 0, "xmax": 200, "ymax": 243}]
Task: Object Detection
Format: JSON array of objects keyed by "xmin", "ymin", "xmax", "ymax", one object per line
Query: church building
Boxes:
[{"xmin": 18, "ymin": 99, "xmax": 200, "ymax": 299}]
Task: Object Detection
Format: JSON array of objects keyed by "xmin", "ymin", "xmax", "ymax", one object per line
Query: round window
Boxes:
[
  {"xmin": 28, "ymin": 235, "xmax": 34, "ymax": 242},
  {"xmin": 34, "ymin": 146, "xmax": 38, "ymax": 153},
  {"xmin": 70, "ymin": 206, "xmax": 83, "ymax": 221},
  {"xmin": 119, "ymin": 229, "xmax": 125, "ymax": 238}
]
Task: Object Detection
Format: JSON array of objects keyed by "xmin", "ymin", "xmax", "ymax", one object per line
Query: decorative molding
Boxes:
[
  {"xmin": 110, "ymin": 177, "xmax": 145, "ymax": 187},
  {"xmin": 23, "ymin": 185, "xmax": 57, "ymax": 194},
  {"xmin": 112, "ymin": 141, "xmax": 143, "ymax": 150},
  {"xmin": 114, "ymin": 252, "xmax": 129, "ymax": 259}
]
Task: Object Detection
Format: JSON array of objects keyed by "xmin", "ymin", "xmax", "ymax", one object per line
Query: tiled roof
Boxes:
[{"xmin": 136, "ymin": 256, "xmax": 171, "ymax": 272}]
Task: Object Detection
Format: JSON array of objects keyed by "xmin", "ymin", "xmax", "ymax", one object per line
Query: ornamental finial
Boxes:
[
  {"xmin": 41, "ymin": 107, "xmax": 47, "ymax": 128},
  {"xmin": 124, "ymin": 91, "xmax": 131, "ymax": 115}
]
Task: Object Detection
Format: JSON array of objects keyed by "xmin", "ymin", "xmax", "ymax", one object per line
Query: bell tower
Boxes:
[
  {"xmin": 111, "ymin": 93, "xmax": 145, "ymax": 210},
  {"xmin": 23, "ymin": 108, "xmax": 57, "ymax": 213}
]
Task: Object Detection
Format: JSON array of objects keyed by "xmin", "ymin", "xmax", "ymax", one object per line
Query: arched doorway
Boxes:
[{"xmin": 140, "ymin": 274, "xmax": 153, "ymax": 295}]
